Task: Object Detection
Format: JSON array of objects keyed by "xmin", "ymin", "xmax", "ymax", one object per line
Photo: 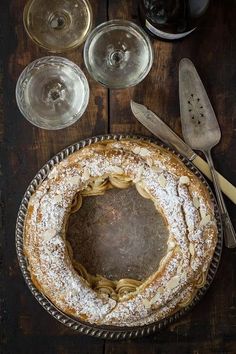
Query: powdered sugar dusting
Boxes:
[{"xmin": 24, "ymin": 140, "xmax": 217, "ymax": 326}]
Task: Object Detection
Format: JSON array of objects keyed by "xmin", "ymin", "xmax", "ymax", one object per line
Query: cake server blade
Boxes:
[{"xmin": 179, "ymin": 58, "xmax": 236, "ymax": 248}]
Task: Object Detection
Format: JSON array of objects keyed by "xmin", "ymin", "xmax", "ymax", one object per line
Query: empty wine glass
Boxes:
[
  {"xmin": 16, "ymin": 56, "xmax": 90, "ymax": 130},
  {"xmin": 23, "ymin": 0, "xmax": 93, "ymax": 52},
  {"xmin": 84, "ymin": 20, "xmax": 154, "ymax": 89}
]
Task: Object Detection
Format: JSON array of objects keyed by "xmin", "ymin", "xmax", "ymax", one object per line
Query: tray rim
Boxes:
[{"xmin": 15, "ymin": 133, "xmax": 223, "ymax": 340}]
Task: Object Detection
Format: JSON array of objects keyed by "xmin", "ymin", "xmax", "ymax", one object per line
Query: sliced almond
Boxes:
[
  {"xmin": 132, "ymin": 146, "xmax": 141, "ymax": 154},
  {"xmin": 200, "ymin": 214, "xmax": 211, "ymax": 227},
  {"xmin": 49, "ymin": 169, "xmax": 58, "ymax": 179},
  {"xmin": 146, "ymin": 157, "xmax": 153, "ymax": 167},
  {"xmin": 152, "ymin": 165, "xmax": 162, "ymax": 173},
  {"xmin": 150, "ymin": 287, "xmax": 164, "ymax": 304},
  {"xmin": 189, "ymin": 243, "xmax": 195, "ymax": 256},
  {"xmin": 136, "ymin": 182, "xmax": 151, "ymax": 199},
  {"xmin": 60, "ymin": 160, "xmax": 68, "ymax": 168},
  {"xmin": 179, "ymin": 176, "xmax": 190, "ymax": 185},
  {"xmin": 82, "ymin": 168, "xmax": 90, "ymax": 180},
  {"xmin": 133, "ymin": 166, "xmax": 144, "ymax": 183},
  {"xmin": 53, "ymin": 194, "xmax": 62, "ymax": 203},
  {"xmin": 142, "ymin": 299, "xmax": 151, "ymax": 309},
  {"xmin": 139, "ymin": 147, "xmax": 150, "ymax": 157},
  {"xmin": 69, "ymin": 175, "xmax": 80, "ymax": 186},
  {"xmin": 43, "ymin": 229, "xmax": 57, "ymax": 242},
  {"xmin": 166, "ymin": 275, "xmax": 180, "ymax": 290},
  {"xmin": 157, "ymin": 286, "xmax": 164, "ymax": 294},
  {"xmin": 200, "ymin": 208, "xmax": 206, "ymax": 219},
  {"xmin": 158, "ymin": 174, "xmax": 167, "ymax": 188},
  {"xmin": 177, "ymin": 265, "xmax": 182, "ymax": 274},
  {"xmin": 70, "ymin": 289, "xmax": 78, "ymax": 297},
  {"xmin": 193, "ymin": 197, "xmax": 200, "ymax": 209},
  {"xmin": 167, "ymin": 240, "xmax": 176, "ymax": 251}
]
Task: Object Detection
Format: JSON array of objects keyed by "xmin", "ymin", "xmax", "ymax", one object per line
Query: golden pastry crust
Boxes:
[{"xmin": 23, "ymin": 139, "xmax": 218, "ymax": 326}]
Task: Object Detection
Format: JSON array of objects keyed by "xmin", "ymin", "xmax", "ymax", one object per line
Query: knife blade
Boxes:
[
  {"xmin": 131, "ymin": 100, "xmax": 197, "ymax": 161},
  {"xmin": 130, "ymin": 100, "xmax": 236, "ymax": 204}
]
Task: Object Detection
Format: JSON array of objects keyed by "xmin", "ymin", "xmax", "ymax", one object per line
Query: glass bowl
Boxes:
[
  {"xmin": 23, "ymin": 0, "xmax": 93, "ymax": 52},
  {"xmin": 16, "ymin": 56, "xmax": 90, "ymax": 130},
  {"xmin": 84, "ymin": 20, "xmax": 154, "ymax": 89}
]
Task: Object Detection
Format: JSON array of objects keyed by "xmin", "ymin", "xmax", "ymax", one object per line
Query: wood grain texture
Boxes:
[{"xmin": 1, "ymin": 0, "xmax": 236, "ymax": 353}]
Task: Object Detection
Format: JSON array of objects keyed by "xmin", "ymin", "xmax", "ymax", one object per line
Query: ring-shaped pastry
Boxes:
[{"xmin": 23, "ymin": 140, "xmax": 217, "ymax": 326}]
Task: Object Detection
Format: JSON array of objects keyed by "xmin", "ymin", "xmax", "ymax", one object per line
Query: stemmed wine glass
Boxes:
[
  {"xmin": 84, "ymin": 20, "xmax": 154, "ymax": 89},
  {"xmin": 23, "ymin": 0, "xmax": 93, "ymax": 52},
  {"xmin": 18, "ymin": 4, "xmax": 154, "ymax": 130},
  {"xmin": 16, "ymin": 56, "xmax": 89, "ymax": 130}
]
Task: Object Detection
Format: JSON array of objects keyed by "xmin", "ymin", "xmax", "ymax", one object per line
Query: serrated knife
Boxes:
[{"xmin": 130, "ymin": 100, "xmax": 236, "ymax": 205}]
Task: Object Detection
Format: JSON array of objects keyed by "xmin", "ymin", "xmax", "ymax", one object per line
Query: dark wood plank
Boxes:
[
  {"xmin": 1, "ymin": 0, "xmax": 108, "ymax": 353},
  {"xmin": 1, "ymin": 0, "xmax": 236, "ymax": 353},
  {"xmin": 107, "ymin": 0, "xmax": 236, "ymax": 353}
]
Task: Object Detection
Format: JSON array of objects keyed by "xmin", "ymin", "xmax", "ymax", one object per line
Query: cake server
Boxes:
[
  {"xmin": 130, "ymin": 100, "xmax": 236, "ymax": 205},
  {"xmin": 179, "ymin": 58, "xmax": 236, "ymax": 248}
]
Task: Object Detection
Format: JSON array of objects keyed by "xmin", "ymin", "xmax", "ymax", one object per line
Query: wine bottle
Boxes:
[{"xmin": 139, "ymin": 0, "xmax": 210, "ymax": 40}]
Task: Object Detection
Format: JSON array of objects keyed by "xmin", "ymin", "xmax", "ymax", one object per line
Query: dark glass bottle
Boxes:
[{"xmin": 139, "ymin": 0, "xmax": 210, "ymax": 40}]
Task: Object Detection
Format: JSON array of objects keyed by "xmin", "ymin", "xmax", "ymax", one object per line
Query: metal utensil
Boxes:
[
  {"xmin": 179, "ymin": 58, "xmax": 236, "ymax": 248},
  {"xmin": 130, "ymin": 100, "xmax": 236, "ymax": 205},
  {"xmin": 131, "ymin": 100, "xmax": 196, "ymax": 160}
]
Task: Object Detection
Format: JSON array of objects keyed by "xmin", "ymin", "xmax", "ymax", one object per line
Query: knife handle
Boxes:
[{"xmin": 192, "ymin": 156, "xmax": 236, "ymax": 205}]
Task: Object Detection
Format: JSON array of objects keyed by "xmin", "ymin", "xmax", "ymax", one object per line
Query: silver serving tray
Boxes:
[{"xmin": 15, "ymin": 134, "xmax": 223, "ymax": 340}]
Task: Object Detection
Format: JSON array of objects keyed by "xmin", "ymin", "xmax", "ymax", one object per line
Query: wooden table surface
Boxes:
[{"xmin": 1, "ymin": 0, "xmax": 236, "ymax": 353}]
